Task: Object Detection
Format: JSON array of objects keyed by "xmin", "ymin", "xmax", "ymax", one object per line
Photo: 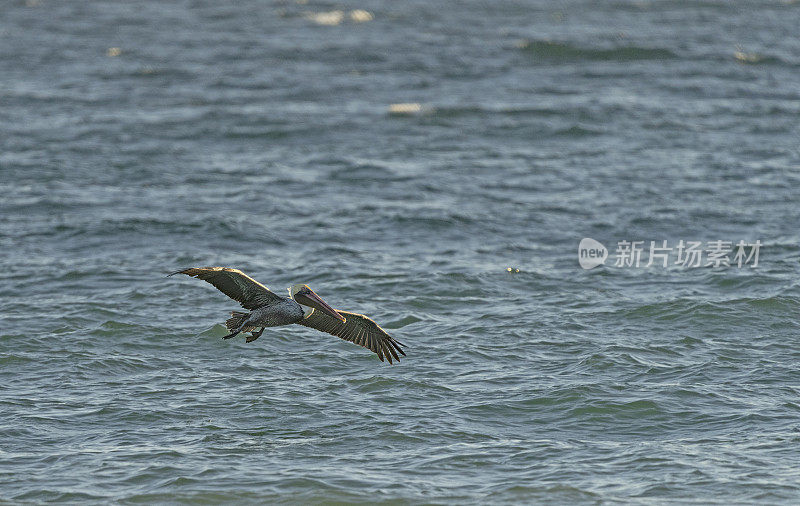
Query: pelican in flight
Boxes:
[{"xmin": 168, "ymin": 267, "xmax": 406, "ymax": 363}]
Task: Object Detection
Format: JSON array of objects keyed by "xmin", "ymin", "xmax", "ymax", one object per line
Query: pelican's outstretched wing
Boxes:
[
  {"xmin": 168, "ymin": 267, "xmax": 283, "ymax": 310},
  {"xmin": 297, "ymin": 309, "xmax": 406, "ymax": 363}
]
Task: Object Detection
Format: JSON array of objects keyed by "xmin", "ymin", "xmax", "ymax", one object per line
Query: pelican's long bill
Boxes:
[{"xmin": 294, "ymin": 288, "xmax": 346, "ymax": 322}]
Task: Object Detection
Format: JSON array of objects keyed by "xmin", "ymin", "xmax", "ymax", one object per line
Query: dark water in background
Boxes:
[{"xmin": 2, "ymin": 0, "xmax": 800, "ymax": 502}]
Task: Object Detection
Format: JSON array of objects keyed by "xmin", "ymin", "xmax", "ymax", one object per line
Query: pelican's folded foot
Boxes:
[
  {"xmin": 246, "ymin": 328, "xmax": 264, "ymax": 343},
  {"xmin": 221, "ymin": 330, "xmax": 240, "ymax": 340}
]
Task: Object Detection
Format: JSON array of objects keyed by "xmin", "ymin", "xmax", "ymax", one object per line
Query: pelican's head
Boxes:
[{"xmin": 289, "ymin": 284, "xmax": 346, "ymax": 322}]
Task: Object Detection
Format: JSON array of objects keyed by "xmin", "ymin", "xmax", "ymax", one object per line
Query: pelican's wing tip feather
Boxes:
[
  {"xmin": 297, "ymin": 309, "xmax": 406, "ymax": 364},
  {"xmin": 166, "ymin": 266, "xmax": 219, "ymax": 277},
  {"xmin": 167, "ymin": 266, "xmax": 282, "ymax": 309}
]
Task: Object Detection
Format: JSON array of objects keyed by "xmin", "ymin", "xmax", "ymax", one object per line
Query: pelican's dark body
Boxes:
[{"xmin": 246, "ymin": 299, "xmax": 305, "ymax": 328}]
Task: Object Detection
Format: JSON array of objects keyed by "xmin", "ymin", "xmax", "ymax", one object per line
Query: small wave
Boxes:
[
  {"xmin": 568, "ymin": 399, "xmax": 663, "ymax": 419},
  {"xmin": 429, "ymin": 105, "xmax": 575, "ymax": 119},
  {"xmin": 553, "ymin": 125, "xmax": 602, "ymax": 137},
  {"xmin": 48, "ymin": 216, "xmax": 286, "ymax": 246},
  {"xmin": 328, "ymin": 163, "xmax": 411, "ymax": 183},
  {"xmin": 94, "ymin": 66, "xmax": 197, "ymax": 81},
  {"xmin": 487, "ymin": 484, "xmax": 599, "ymax": 502},
  {"xmin": 388, "ymin": 212, "xmax": 477, "ymax": 230},
  {"xmin": 616, "ymin": 295, "xmax": 799, "ymax": 322},
  {"xmin": 222, "ymin": 126, "xmax": 308, "ymax": 140},
  {"xmin": 12, "ymin": 491, "xmax": 106, "ymax": 503},
  {"xmin": 384, "ymin": 314, "xmax": 423, "ymax": 328},
  {"xmin": 517, "ymin": 39, "xmax": 679, "ymax": 62},
  {"xmin": 733, "ymin": 50, "xmax": 786, "ymax": 66}
]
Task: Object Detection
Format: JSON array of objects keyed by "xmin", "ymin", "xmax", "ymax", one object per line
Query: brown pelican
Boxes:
[{"xmin": 168, "ymin": 267, "xmax": 406, "ymax": 363}]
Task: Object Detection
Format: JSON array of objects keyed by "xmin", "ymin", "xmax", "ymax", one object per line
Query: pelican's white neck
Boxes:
[{"xmin": 289, "ymin": 284, "xmax": 315, "ymax": 319}]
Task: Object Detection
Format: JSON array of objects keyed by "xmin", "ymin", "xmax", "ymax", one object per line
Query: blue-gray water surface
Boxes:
[{"xmin": 2, "ymin": 0, "xmax": 800, "ymax": 503}]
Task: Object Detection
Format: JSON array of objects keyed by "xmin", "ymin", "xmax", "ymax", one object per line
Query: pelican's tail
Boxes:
[{"xmin": 225, "ymin": 311, "xmax": 256, "ymax": 332}]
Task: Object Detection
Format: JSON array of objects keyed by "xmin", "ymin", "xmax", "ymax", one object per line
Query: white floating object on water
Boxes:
[
  {"xmin": 306, "ymin": 10, "xmax": 344, "ymax": 26},
  {"xmin": 350, "ymin": 10, "xmax": 373, "ymax": 22},
  {"xmin": 734, "ymin": 51, "xmax": 761, "ymax": 64},
  {"xmin": 389, "ymin": 103, "xmax": 423, "ymax": 115}
]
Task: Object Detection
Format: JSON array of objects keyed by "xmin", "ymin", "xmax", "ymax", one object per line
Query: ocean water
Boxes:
[{"xmin": 2, "ymin": 0, "xmax": 800, "ymax": 503}]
